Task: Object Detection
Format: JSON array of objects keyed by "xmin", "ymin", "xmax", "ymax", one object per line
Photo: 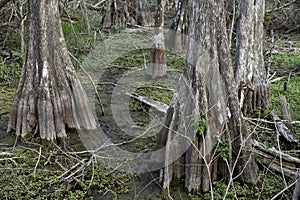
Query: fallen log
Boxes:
[{"xmin": 126, "ymin": 92, "xmax": 168, "ymax": 114}]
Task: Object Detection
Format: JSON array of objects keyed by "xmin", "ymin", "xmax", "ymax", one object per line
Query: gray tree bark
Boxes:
[
  {"xmin": 293, "ymin": 178, "xmax": 300, "ymax": 200},
  {"xmin": 7, "ymin": 0, "xmax": 96, "ymax": 140},
  {"xmin": 234, "ymin": 0, "xmax": 270, "ymax": 114},
  {"xmin": 156, "ymin": 0, "xmax": 258, "ymax": 192},
  {"xmin": 147, "ymin": 0, "xmax": 167, "ymax": 78},
  {"xmin": 166, "ymin": 0, "xmax": 188, "ymax": 51}
]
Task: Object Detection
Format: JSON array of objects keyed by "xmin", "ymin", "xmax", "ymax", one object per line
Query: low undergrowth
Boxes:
[
  {"xmin": 0, "ymin": 143, "xmax": 135, "ymax": 200},
  {"xmin": 190, "ymin": 171, "xmax": 294, "ymax": 199}
]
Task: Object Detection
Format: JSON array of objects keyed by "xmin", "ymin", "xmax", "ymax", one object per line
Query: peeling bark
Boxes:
[{"xmin": 7, "ymin": 0, "xmax": 96, "ymax": 140}]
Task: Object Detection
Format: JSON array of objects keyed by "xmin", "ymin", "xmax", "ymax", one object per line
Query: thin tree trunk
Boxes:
[
  {"xmin": 166, "ymin": 0, "xmax": 188, "ymax": 51},
  {"xmin": 147, "ymin": 0, "xmax": 167, "ymax": 78},
  {"xmin": 7, "ymin": 0, "xmax": 96, "ymax": 140}
]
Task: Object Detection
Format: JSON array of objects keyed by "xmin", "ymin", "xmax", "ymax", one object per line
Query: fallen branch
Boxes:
[
  {"xmin": 244, "ymin": 116, "xmax": 300, "ymax": 125},
  {"xmin": 253, "ymin": 140, "xmax": 300, "ymax": 178},
  {"xmin": 271, "ymin": 111, "xmax": 298, "ymax": 143},
  {"xmin": 254, "ymin": 140, "xmax": 300, "ymax": 164},
  {"xmin": 269, "ymin": 76, "xmax": 285, "ymax": 83},
  {"xmin": 86, "ymin": 1, "xmax": 106, "ymax": 11},
  {"xmin": 126, "ymin": 92, "xmax": 168, "ymax": 114},
  {"xmin": 266, "ymin": 0, "xmax": 297, "ymax": 13},
  {"xmin": 0, "ymin": 152, "xmax": 13, "ymax": 156}
]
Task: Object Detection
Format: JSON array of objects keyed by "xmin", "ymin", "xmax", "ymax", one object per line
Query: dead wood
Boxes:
[
  {"xmin": 270, "ymin": 112, "xmax": 298, "ymax": 143},
  {"xmin": 293, "ymin": 178, "xmax": 300, "ymax": 200},
  {"xmin": 278, "ymin": 93, "xmax": 292, "ymax": 123},
  {"xmin": 253, "ymin": 140, "xmax": 300, "ymax": 177},
  {"xmin": 254, "ymin": 140, "xmax": 300, "ymax": 165},
  {"xmin": 269, "ymin": 76, "xmax": 285, "ymax": 83},
  {"xmin": 126, "ymin": 92, "xmax": 168, "ymax": 114}
]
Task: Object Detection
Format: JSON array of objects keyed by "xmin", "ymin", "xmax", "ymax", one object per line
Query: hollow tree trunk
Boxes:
[
  {"xmin": 102, "ymin": 0, "xmax": 154, "ymax": 28},
  {"xmin": 234, "ymin": 0, "xmax": 270, "ymax": 114},
  {"xmin": 147, "ymin": 0, "xmax": 167, "ymax": 78},
  {"xmin": 156, "ymin": 0, "xmax": 258, "ymax": 192},
  {"xmin": 7, "ymin": 0, "xmax": 96, "ymax": 140}
]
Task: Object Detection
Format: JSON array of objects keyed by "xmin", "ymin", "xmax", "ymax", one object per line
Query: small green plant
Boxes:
[
  {"xmin": 166, "ymin": 51, "xmax": 185, "ymax": 70},
  {"xmin": 216, "ymin": 139, "xmax": 231, "ymax": 161},
  {"xmin": 263, "ymin": 140, "xmax": 271, "ymax": 149},
  {"xmin": 193, "ymin": 112, "xmax": 207, "ymax": 135}
]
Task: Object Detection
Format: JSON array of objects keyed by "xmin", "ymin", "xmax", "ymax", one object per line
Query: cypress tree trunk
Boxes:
[
  {"xmin": 148, "ymin": 0, "xmax": 167, "ymax": 78},
  {"xmin": 7, "ymin": 0, "xmax": 96, "ymax": 140},
  {"xmin": 234, "ymin": 0, "xmax": 270, "ymax": 114},
  {"xmin": 157, "ymin": 0, "xmax": 258, "ymax": 192}
]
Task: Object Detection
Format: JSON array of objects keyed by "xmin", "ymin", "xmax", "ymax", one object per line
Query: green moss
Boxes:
[
  {"xmin": 0, "ymin": 60, "xmax": 21, "ymax": 87},
  {"xmin": 135, "ymin": 84, "xmax": 173, "ymax": 105},
  {"xmin": 270, "ymin": 53, "xmax": 300, "ymax": 72},
  {"xmin": 111, "ymin": 49, "xmax": 185, "ymax": 70},
  {"xmin": 269, "ymin": 76, "xmax": 300, "ymax": 121},
  {"xmin": 166, "ymin": 51, "xmax": 185, "ymax": 70},
  {"xmin": 112, "ymin": 49, "xmax": 147, "ymax": 67}
]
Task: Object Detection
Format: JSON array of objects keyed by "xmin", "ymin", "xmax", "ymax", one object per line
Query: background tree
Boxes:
[
  {"xmin": 167, "ymin": 0, "xmax": 188, "ymax": 51},
  {"xmin": 156, "ymin": 0, "xmax": 258, "ymax": 192},
  {"xmin": 265, "ymin": 0, "xmax": 300, "ymax": 34},
  {"xmin": 102, "ymin": 0, "xmax": 154, "ymax": 28},
  {"xmin": 7, "ymin": 0, "xmax": 96, "ymax": 140},
  {"xmin": 147, "ymin": 0, "xmax": 167, "ymax": 78}
]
